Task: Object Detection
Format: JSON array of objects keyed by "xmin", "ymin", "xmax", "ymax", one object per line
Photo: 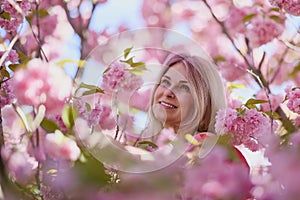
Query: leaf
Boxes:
[
  {"xmin": 243, "ymin": 14, "xmax": 256, "ymax": 23},
  {"xmin": 185, "ymin": 134, "xmax": 198, "ymax": 145},
  {"xmin": 75, "ymin": 82, "xmax": 104, "ymax": 96},
  {"xmin": 1, "ymin": 12, "xmax": 11, "ymax": 20},
  {"xmin": 269, "ymin": 7, "xmax": 280, "ymax": 12},
  {"xmin": 74, "ymin": 154, "xmax": 110, "ymax": 187},
  {"xmin": 226, "ymin": 82, "xmax": 247, "ymax": 93},
  {"xmin": 245, "ymin": 98, "xmax": 268, "ymax": 106},
  {"xmin": 120, "ymin": 56, "xmax": 135, "ymax": 66},
  {"xmin": 41, "ymin": 118, "xmax": 60, "ymax": 133},
  {"xmin": 56, "ymin": 59, "xmax": 86, "ymax": 68},
  {"xmin": 82, "ymin": 89, "xmax": 104, "ymax": 96},
  {"xmin": 8, "ymin": 64, "xmax": 20, "ymax": 72},
  {"xmin": 62, "ymin": 104, "xmax": 77, "ymax": 129},
  {"xmin": 289, "ymin": 62, "xmax": 300, "ymax": 77},
  {"xmin": 103, "ymin": 67, "xmax": 111, "ymax": 74},
  {"xmin": 137, "ymin": 141, "xmax": 158, "ymax": 149},
  {"xmin": 124, "ymin": 46, "xmax": 133, "ymax": 59},
  {"xmin": 0, "ymin": 69, "xmax": 10, "ymax": 79},
  {"xmin": 213, "ymin": 56, "xmax": 226, "ymax": 62},
  {"xmin": 269, "ymin": 15, "xmax": 282, "ymax": 23},
  {"xmin": 264, "ymin": 111, "xmax": 281, "ymax": 119}
]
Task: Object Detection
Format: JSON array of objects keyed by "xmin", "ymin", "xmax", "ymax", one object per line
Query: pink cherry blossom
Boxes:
[
  {"xmin": 182, "ymin": 146, "xmax": 253, "ymax": 200},
  {"xmin": 257, "ymin": 131, "xmax": 300, "ymax": 199},
  {"xmin": 101, "ymin": 63, "xmax": 143, "ymax": 94},
  {"xmin": 285, "ymin": 86, "xmax": 300, "ymax": 114},
  {"xmin": 246, "ymin": 16, "xmax": 284, "ymax": 48},
  {"xmin": 11, "ymin": 58, "xmax": 73, "ymax": 114},
  {"xmin": 128, "ymin": 88, "xmax": 152, "ymax": 111},
  {"xmin": 45, "ymin": 130, "xmax": 81, "ymax": 161},
  {"xmin": 224, "ymin": 7, "xmax": 248, "ymax": 35},
  {"xmin": 256, "ymin": 89, "xmax": 283, "ymax": 112},
  {"xmin": 218, "ymin": 57, "xmax": 248, "ymax": 82},
  {"xmin": 0, "ymin": 49, "xmax": 18, "ymax": 64},
  {"xmin": 269, "ymin": 0, "xmax": 300, "ymax": 16},
  {"xmin": 155, "ymin": 127, "xmax": 176, "ymax": 148},
  {"xmin": 141, "ymin": 0, "xmax": 172, "ymax": 28},
  {"xmin": 215, "ymin": 108, "xmax": 275, "ymax": 151},
  {"xmin": 0, "ymin": 80, "xmax": 15, "ymax": 107}
]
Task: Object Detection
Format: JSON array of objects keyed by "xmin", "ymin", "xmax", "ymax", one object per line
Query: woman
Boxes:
[{"xmin": 143, "ymin": 53, "xmax": 226, "ymax": 140}]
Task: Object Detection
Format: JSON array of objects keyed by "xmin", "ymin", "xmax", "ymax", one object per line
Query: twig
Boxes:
[{"xmin": 270, "ymin": 44, "xmax": 289, "ymax": 84}]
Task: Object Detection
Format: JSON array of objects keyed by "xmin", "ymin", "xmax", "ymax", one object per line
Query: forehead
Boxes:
[{"xmin": 163, "ymin": 62, "xmax": 188, "ymax": 81}]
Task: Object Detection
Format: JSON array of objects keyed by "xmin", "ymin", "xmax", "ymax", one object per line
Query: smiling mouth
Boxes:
[{"xmin": 159, "ymin": 101, "xmax": 178, "ymax": 109}]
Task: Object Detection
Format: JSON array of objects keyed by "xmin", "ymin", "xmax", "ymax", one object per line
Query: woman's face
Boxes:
[{"xmin": 152, "ymin": 62, "xmax": 196, "ymax": 130}]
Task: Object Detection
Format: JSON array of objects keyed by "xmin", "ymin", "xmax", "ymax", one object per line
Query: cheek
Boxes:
[
  {"xmin": 153, "ymin": 86, "xmax": 163, "ymax": 100},
  {"xmin": 178, "ymin": 94, "xmax": 195, "ymax": 111}
]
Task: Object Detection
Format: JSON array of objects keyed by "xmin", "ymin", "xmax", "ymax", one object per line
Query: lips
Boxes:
[{"xmin": 159, "ymin": 101, "xmax": 178, "ymax": 109}]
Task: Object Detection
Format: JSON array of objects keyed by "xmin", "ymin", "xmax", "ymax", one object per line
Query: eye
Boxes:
[
  {"xmin": 179, "ymin": 84, "xmax": 190, "ymax": 92},
  {"xmin": 160, "ymin": 78, "xmax": 171, "ymax": 87}
]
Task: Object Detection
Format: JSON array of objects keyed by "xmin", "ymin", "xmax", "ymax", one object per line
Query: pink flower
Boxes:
[
  {"xmin": 246, "ymin": 16, "xmax": 284, "ymax": 48},
  {"xmin": 0, "ymin": 80, "xmax": 15, "ymax": 107},
  {"xmin": 260, "ymin": 131, "xmax": 300, "ymax": 199},
  {"xmin": 11, "ymin": 58, "xmax": 73, "ymax": 114},
  {"xmin": 101, "ymin": 63, "xmax": 143, "ymax": 93},
  {"xmin": 45, "ymin": 130, "xmax": 81, "ymax": 161},
  {"xmin": 285, "ymin": 86, "xmax": 300, "ymax": 114},
  {"xmin": 215, "ymin": 108, "xmax": 275, "ymax": 151},
  {"xmin": 256, "ymin": 89, "xmax": 283, "ymax": 112},
  {"xmin": 128, "ymin": 88, "xmax": 152, "ymax": 111},
  {"xmin": 74, "ymin": 100, "xmax": 116, "ymax": 130},
  {"xmin": 224, "ymin": 7, "xmax": 248, "ymax": 35},
  {"xmin": 6, "ymin": 151, "xmax": 37, "ymax": 184},
  {"xmin": 182, "ymin": 146, "xmax": 253, "ymax": 200},
  {"xmin": 269, "ymin": 0, "xmax": 300, "ymax": 16},
  {"xmin": 218, "ymin": 57, "xmax": 248, "ymax": 82},
  {"xmin": 0, "ymin": 49, "xmax": 18, "ymax": 64},
  {"xmin": 155, "ymin": 128, "xmax": 176, "ymax": 148},
  {"xmin": 141, "ymin": 0, "xmax": 171, "ymax": 27}
]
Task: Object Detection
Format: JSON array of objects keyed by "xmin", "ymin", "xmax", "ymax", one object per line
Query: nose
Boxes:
[{"xmin": 164, "ymin": 87, "xmax": 175, "ymax": 98}]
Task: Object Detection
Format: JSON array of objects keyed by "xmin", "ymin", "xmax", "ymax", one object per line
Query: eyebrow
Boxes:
[{"xmin": 163, "ymin": 75, "xmax": 189, "ymax": 84}]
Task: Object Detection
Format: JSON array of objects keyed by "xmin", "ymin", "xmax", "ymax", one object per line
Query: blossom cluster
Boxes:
[
  {"xmin": 215, "ymin": 108, "xmax": 275, "ymax": 151},
  {"xmin": 0, "ymin": 0, "xmax": 33, "ymax": 36},
  {"xmin": 101, "ymin": 63, "xmax": 143, "ymax": 93},
  {"xmin": 269, "ymin": 0, "xmax": 300, "ymax": 16},
  {"xmin": 285, "ymin": 86, "xmax": 300, "ymax": 114},
  {"xmin": 11, "ymin": 58, "xmax": 73, "ymax": 114}
]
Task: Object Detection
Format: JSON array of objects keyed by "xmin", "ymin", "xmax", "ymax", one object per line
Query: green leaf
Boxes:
[
  {"xmin": 213, "ymin": 56, "xmax": 226, "ymax": 62},
  {"xmin": 62, "ymin": 105, "xmax": 77, "ymax": 129},
  {"xmin": 8, "ymin": 64, "xmax": 20, "ymax": 72},
  {"xmin": 289, "ymin": 62, "xmax": 300, "ymax": 77},
  {"xmin": 0, "ymin": 69, "xmax": 10, "ymax": 79},
  {"xmin": 120, "ymin": 56, "xmax": 135, "ymax": 66},
  {"xmin": 245, "ymin": 98, "xmax": 268, "ymax": 107},
  {"xmin": 264, "ymin": 111, "xmax": 281, "ymax": 119},
  {"xmin": 82, "ymin": 89, "xmax": 104, "ymax": 96},
  {"xmin": 103, "ymin": 67, "xmax": 111, "ymax": 74},
  {"xmin": 226, "ymin": 82, "xmax": 247, "ymax": 93},
  {"xmin": 2, "ymin": 12, "xmax": 11, "ymax": 20},
  {"xmin": 269, "ymin": 7, "xmax": 280, "ymax": 12},
  {"xmin": 269, "ymin": 15, "xmax": 282, "ymax": 23},
  {"xmin": 56, "ymin": 59, "xmax": 86, "ymax": 68},
  {"xmin": 75, "ymin": 82, "xmax": 104, "ymax": 96},
  {"xmin": 40, "ymin": 118, "xmax": 60, "ymax": 133},
  {"xmin": 137, "ymin": 141, "xmax": 158, "ymax": 149},
  {"xmin": 124, "ymin": 46, "xmax": 133, "ymax": 59},
  {"xmin": 185, "ymin": 134, "xmax": 198, "ymax": 145},
  {"xmin": 74, "ymin": 154, "xmax": 110, "ymax": 187},
  {"xmin": 243, "ymin": 14, "xmax": 256, "ymax": 23}
]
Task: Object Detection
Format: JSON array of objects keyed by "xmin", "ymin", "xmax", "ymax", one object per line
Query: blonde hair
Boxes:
[{"xmin": 145, "ymin": 53, "xmax": 226, "ymax": 138}]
